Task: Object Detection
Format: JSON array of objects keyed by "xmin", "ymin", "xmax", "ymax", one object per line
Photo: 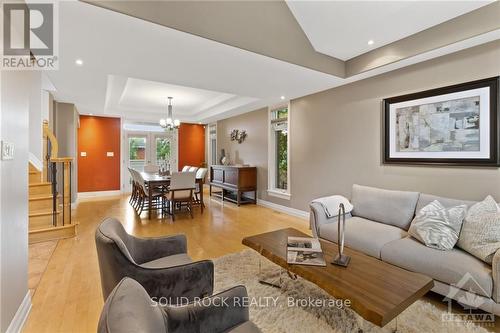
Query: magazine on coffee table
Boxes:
[{"xmin": 287, "ymin": 236, "xmax": 326, "ymax": 266}]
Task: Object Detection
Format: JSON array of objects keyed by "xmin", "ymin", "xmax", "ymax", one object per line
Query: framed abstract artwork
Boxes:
[{"xmin": 384, "ymin": 76, "xmax": 499, "ymax": 166}]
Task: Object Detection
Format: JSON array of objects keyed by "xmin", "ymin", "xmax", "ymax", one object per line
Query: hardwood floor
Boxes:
[
  {"xmin": 28, "ymin": 240, "xmax": 58, "ymax": 293},
  {"xmin": 23, "ymin": 190, "xmax": 309, "ymax": 333}
]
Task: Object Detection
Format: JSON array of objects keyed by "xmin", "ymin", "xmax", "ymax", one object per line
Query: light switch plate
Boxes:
[
  {"xmin": 80, "ymin": 152, "xmax": 87, "ymax": 157},
  {"xmin": 107, "ymin": 152, "xmax": 114, "ymax": 157},
  {"xmin": 1, "ymin": 141, "xmax": 14, "ymax": 160}
]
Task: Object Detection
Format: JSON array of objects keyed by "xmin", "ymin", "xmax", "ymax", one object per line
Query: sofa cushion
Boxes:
[
  {"xmin": 141, "ymin": 253, "xmax": 192, "ymax": 269},
  {"xmin": 381, "ymin": 236, "xmax": 493, "ymax": 298},
  {"xmin": 318, "ymin": 216, "xmax": 407, "ymax": 259},
  {"xmin": 351, "ymin": 184, "xmax": 419, "ymax": 230},
  {"xmin": 416, "ymin": 193, "xmax": 476, "ymax": 213},
  {"xmin": 458, "ymin": 196, "xmax": 500, "ymax": 264},
  {"xmin": 408, "ymin": 200, "xmax": 467, "ymax": 250}
]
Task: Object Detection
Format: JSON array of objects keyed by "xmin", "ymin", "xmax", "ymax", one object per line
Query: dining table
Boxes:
[{"xmin": 139, "ymin": 171, "xmax": 205, "ymax": 219}]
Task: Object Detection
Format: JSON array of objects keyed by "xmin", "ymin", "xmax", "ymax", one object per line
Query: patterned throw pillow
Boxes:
[
  {"xmin": 408, "ymin": 200, "xmax": 467, "ymax": 251},
  {"xmin": 458, "ymin": 195, "xmax": 500, "ymax": 264}
]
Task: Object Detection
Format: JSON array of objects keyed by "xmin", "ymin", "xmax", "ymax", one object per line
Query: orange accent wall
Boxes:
[
  {"xmin": 178, "ymin": 123, "xmax": 205, "ymax": 171},
  {"xmin": 78, "ymin": 116, "xmax": 121, "ymax": 192}
]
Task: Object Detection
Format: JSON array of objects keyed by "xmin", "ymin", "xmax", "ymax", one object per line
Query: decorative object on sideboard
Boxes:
[
  {"xmin": 331, "ymin": 203, "xmax": 351, "ymax": 267},
  {"xmin": 219, "ymin": 148, "xmax": 226, "ymax": 164},
  {"xmin": 230, "ymin": 129, "xmax": 247, "ymax": 144},
  {"xmin": 384, "ymin": 76, "xmax": 499, "ymax": 167}
]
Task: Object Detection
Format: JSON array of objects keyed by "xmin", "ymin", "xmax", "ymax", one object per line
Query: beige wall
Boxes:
[
  {"xmin": 55, "ymin": 102, "xmax": 79, "ymax": 202},
  {"xmin": 218, "ymin": 41, "xmax": 500, "ymax": 212}
]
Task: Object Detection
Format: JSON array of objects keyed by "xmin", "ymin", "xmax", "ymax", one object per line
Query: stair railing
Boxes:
[{"xmin": 43, "ymin": 120, "xmax": 73, "ymax": 226}]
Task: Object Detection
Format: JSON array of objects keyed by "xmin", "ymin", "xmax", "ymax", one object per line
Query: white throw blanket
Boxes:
[{"xmin": 311, "ymin": 195, "xmax": 353, "ymax": 218}]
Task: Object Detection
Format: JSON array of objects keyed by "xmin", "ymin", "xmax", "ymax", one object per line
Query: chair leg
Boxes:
[
  {"xmin": 134, "ymin": 198, "xmax": 140, "ymax": 212},
  {"xmin": 189, "ymin": 198, "xmax": 194, "ymax": 219},
  {"xmin": 138, "ymin": 196, "xmax": 144, "ymax": 215}
]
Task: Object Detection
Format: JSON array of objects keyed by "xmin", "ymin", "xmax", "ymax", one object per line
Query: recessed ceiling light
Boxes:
[
  {"xmin": 75, "ymin": 59, "xmax": 83, "ymax": 66},
  {"xmin": 280, "ymin": 96, "xmax": 285, "ymax": 100},
  {"xmin": 367, "ymin": 40, "xmax": 374, "ymax": 46}
]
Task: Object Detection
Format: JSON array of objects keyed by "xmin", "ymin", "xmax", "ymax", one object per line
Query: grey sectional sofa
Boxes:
[{"xmin": 310, "ymin": 184, "xmax": 500, "ymax": 315}]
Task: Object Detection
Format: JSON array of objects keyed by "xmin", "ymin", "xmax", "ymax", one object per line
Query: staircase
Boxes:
[{"xmin": 28, "ymin": 121, "xmax": 77, "ymax": 243}]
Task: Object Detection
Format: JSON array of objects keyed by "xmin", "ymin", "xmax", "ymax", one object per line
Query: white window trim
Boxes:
[
  {"xmin": 267, "ymin": 102, "xmax": 291, "ymax": 200},
  {"xmin": 207, "ymin": 122, "xmax": 217, "ymax": 167}
]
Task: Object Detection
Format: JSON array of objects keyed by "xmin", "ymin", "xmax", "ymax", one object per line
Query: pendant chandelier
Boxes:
[{"xmin": 159, "ymin": 97, "xmax": 180, "ymax": 130}]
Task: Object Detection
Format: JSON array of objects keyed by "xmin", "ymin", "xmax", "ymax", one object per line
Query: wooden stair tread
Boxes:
[
  {"xmin": 29, "ymin": 195, "xmax": 57, "ymax": 201},
  {"xmin": 29, "ymin": 211, "xmax": 61, "ymax": 217},
  {"xmin": 29, "ymin": 224, "xmax": 77, "ymax": 232},
  {"xmin": 29, "ymin": 182, "xmax": 51, "ymax": 187},
  {"xmin": 29, "ymin": 223, "xmax": 77, "ymax": 243}
]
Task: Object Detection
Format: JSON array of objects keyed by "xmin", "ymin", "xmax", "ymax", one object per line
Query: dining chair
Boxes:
[
  {"xmin": 135, "ymin": 171, "xmax": 163, "ymax": 215},
  {"xmin": 164, "ymin": 172, "xmax": 196, "ymax": 220},
  {"xmin": 188, "ymin": 166, "xmax": 199, "ymax": 173},
  {"xmin": 130, "ymin": 169, "xmax": 143, "ymax": 211},
  {"xmin": 194, "ymin": 168, "xmax": 208, "ymax": 208},
  {"xmin": 128, "ymin": 168, "xmax": 138, "ymax": 206},
  {"xmin": 144, "ymin": 164, "xmax": 158, "ymax": 173},
  {"xmin": 181, "ymin": 165, "xmax": 190, "ymax": 172}
]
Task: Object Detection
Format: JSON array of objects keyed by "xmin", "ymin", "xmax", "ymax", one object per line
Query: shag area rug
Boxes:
[{"xmin": 213, "ymin": 250, "xmax": 491, "ymax": 333}]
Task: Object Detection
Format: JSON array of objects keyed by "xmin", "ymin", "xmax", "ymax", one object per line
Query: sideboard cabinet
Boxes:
[{"xmin": 209, "ymin": 165, "xmax": 257, "ymax": 206}]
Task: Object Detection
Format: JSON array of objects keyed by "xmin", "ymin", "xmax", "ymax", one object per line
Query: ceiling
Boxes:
[
  {"xmin": 104, "ymin": 76, "xmax": 258, "ymax": 122},
  {"xmin": 286, "ymin": 1, "xmax": 493, "ymax": 60},
  {"xmin": 47, "ymin": 1, "xmax": 343, "ymax": 123},
  {"xmin": 47, "ymin": 1, "xmax": 499, "ymax": 124}
]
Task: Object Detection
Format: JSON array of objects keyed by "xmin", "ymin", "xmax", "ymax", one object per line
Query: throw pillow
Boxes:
[
  {"xmin": 408, "ymin": 200, "xmax": 467, "ymax": 251},
  {"xmin": 458, "ymin": 195, "xmax": 500, "ymax": 264}
]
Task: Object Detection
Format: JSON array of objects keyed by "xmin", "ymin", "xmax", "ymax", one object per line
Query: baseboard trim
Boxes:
[
  {"xmin": 6, "ymin": 291, "xmax": 32, "ymax": 333},
  {"xmin": 77, "ymin": 190, "xmax": 122, "ymax": 199},
  {"xmin": 257, "ymin": 199, "xmax": 309, "ymax": 220}
]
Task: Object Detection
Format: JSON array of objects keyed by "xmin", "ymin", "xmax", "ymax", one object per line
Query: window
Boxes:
[
  {"xmin": 129, "ymin": 137, "xmax": 146, "ymax": 162},
  {"xmin": 268, "ymin": 105, "xmax": 290, "ymax": 199},
  {"xmin": 209, "ymin": 124, "xmax": 217, "ymax": 165},
  {"xmin": 155, "ymin": 137, "xmax": 171, "ymax": 162}
]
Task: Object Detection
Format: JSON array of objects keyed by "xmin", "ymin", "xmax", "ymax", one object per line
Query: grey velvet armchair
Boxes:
[
  {"xmin": 95, "ymin": 218, "xmax": 214, "ymax": 301},
  {"xmin": 98, "ymin": 277, "xmax": 261, "ymax": 333}
]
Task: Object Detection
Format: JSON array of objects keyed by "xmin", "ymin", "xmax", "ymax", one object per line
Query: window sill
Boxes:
[{"xmin": 267, "ymin": 189, "xmax": 291, "ymax": 200}]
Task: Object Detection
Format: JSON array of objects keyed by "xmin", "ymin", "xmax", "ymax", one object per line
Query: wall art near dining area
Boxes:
[{"xmin": 384, "ymin": 76, "xmax": 499, "ymax": 166}]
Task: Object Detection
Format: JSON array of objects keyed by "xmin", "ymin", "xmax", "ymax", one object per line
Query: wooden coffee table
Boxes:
[{"xmin": 242, "ymin": 228, "xmax": 434, "ymax": 327}]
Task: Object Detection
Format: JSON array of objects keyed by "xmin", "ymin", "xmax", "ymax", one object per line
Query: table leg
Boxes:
[
  {"xmin": 258, "ymin": 258, "xmax": 282, "ymax": 289},
  {"xmin": 237, "ymin": 191, "xmax": 241, "ymax": 206},
  {"xmin": 200, "ymin": 181, "xmax": 204, "ymax": 214},
  {"xmin": 148, "ymin": 183, "xmax": 152, "ymax": 219}
]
